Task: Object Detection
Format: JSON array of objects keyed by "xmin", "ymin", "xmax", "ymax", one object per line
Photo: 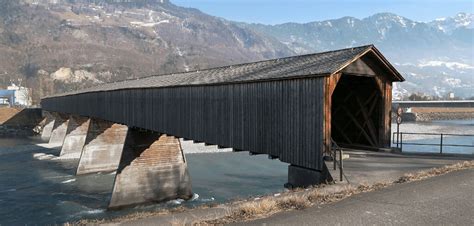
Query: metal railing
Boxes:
[
  {"xmin": 392, "ymin": 132, "xmax": 474, "ymax": 154},
  {"xmin": 331, "ymin": 139, "xmax": 344, "ymax": 181}
]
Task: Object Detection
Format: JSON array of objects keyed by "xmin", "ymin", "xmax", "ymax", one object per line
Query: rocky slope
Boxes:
[
  {"xmin": 0, "ymin": 0, "xmax": 293, "ymax": 103},
  {"xmin": 0, "ymin": 1, "xmax": 472, "ymax": 102}
]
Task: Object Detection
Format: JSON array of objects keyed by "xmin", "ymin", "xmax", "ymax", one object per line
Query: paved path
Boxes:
[{"xmin": 233, "ymin": 169, "xmax": 474, "ymax": 226}]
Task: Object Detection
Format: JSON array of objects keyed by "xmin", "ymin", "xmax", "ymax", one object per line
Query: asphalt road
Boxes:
[{"xmin": 233, "ymin": 169, "xmax": 474, "ymax": 226}]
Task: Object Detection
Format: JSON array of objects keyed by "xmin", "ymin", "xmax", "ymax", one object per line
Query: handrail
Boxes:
[
  {"xmin": 392, "ymin": 132, "xmax": 474, "ymax": 154},
  {"xmin": 331, "ymin": 138, "xmax": 344, "ymax": 182}
]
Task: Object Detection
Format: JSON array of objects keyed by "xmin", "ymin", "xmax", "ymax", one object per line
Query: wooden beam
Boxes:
[
  {"xmin": 356, "ymin": 93, "xmax": 379, "ymax": 143},
  {"xmin": 374, "ymin": 76, "xmax": 385, "ymax": 95},
  {"xmin": 355, "ymin": 95, "xmax": 379, "ymax": 146},
  {"xmin": 328, "ymin": 73, "xmax": 342, "ymax": 96},
  {"xmin": 339, "ymin": 91, "xmax": 377, "ymax": 132},
  {"xmin": 332, "ymin": 89, "xmax": 356, "ymax": 117},
  {"xmin": 333, "ymin": 122, "xmax": 353, "ymax": 144},
  {"xmin": 342, "ymin": 105, "xmax": 377, "ymax": 147}
]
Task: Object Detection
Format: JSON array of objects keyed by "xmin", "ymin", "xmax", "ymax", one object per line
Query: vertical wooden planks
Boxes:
[{"xmin": 42, "ymin": 78, "xmax": 328, "ymax": 170}]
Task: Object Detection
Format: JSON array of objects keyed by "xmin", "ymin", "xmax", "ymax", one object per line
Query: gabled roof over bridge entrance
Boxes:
[{"xmin": 45, "ymin": 45, "xmax": 404, "ymax": 98}]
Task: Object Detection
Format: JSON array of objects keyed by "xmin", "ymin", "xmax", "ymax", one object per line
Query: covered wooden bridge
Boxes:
[{"xmin": 40, "ymin": 45, "xmax": 404, "ymax": 208}]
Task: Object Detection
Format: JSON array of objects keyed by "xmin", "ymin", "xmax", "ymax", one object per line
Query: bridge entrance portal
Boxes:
[{"xmin": 331, "ymin": 74, "xmax": 383, "ymax": 149}]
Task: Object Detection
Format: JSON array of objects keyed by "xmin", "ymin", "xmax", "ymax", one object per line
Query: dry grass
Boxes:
[
  {"xmin": 411, "ymin": 107, "xmax": 474, "ymax": 113},
  {"xmin": 72, "ymin": 206, "xmax": 190, "ymax": 225},
  {"xmin": 70, "ymin": 160, "xmax": 474, "ymax": 225},
  {"xmin": 202, "ymin": 160, "xmax": 474, "ymax": 224},
  {"xmin": 277, "ymin": 194, "xmax": 311, "ymax": 210},
  {"xmin": 0, "ymin": 107, "xmax": 20, "ymax": 124},
  {"xmin": 395, "ymin": 161, "xmax": 474, "ymax": 183},
  {"xmin": 235, "ymin": 199, "xmax": 279, "ymax": 218}
]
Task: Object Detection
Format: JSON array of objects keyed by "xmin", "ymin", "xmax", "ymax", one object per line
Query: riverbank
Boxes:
[
  {"xmin": 81, "ymin": 151, "xmax": 473, "ymax": 225},
  {"xmin": 0, "ymin": 107, "xmax": 43, "ymax": 137},
  {"xmin": 399, "ymin": 107, "xmax": 474, "ymax": 122}
]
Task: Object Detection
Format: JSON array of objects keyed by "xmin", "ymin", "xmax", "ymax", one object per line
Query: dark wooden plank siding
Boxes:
[{"xmin": 42, "ymin": 78, "xmax": 326, "ymax": 170}]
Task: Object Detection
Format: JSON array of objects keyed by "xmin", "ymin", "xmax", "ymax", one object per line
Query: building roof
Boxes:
[{"xmin": 44, "ymin": 45, "xmax": 404, "ymax": 98}]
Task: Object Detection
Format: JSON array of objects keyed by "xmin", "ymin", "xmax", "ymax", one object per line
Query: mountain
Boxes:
[
  {"xmin": 0, "ymin": 0, "xmax": 293, "ymax": 103},
  {"xmin": 240, "ymin": 13, "xmax": 474, "ymax": 99},
  {"xmin": 429, "ymin": 13, "xmax": 473, "ymax": 34},
  {"xmin": 0, "ymin": 1, "xmax": 472, "ymax": 102}
]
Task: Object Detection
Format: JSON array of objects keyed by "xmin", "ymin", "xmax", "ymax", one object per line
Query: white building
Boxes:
[
  {"xmin": 448, "ymin": 92, "xmax": 455, "ymax": 99},
  {"xmin": 7, "ymin": 83, "xmax": 32, "ymax": 107}
]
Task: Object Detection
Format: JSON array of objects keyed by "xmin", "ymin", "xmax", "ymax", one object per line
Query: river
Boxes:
[
  {"xmin": 391, "ymin": 119, "xmax": 474, "ymax": 154},
  {"xmin": 0, "ymin": 120, "xmax": 472, "ymax": 224}
]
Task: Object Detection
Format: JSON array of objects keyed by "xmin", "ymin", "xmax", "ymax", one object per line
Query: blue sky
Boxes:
[{"xmin": 172, "ymin": 0, "xmax": 473, "ymax": 25}]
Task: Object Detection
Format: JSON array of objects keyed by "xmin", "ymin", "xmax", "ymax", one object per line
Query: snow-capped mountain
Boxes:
[
  {"xmin": 0, "ymin": 0, "xmax": 292, "ymax": 102},
  {"xmin": 430, "ymin": 13, "xmax": 473, "ymax": 34},
  {"xmin": 240, "ymin": 13, "xmax": 474, "ymax": 98},
  {"xmin": 0, "ymin": 0, "xmax": 472, "ymax": 100}
]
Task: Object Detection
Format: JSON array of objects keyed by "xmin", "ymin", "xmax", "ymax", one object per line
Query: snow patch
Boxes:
[
  {"xmin": 396, "ymin": 15, "xmax": 407, "ymax": 27},
  {"xmin": 347, "ymin": 18, "xmax": 355, "ymax": 27},
  {"xmin": 418, "ymin": 61, "xmax": 474, "ymax": 70},
  {"xmin": 175, "ymin": 47, "xmax": 190, "ymax": 72},
  {"xmin": 444, "ymin": 78, "xmax": 462, "ymax": 87},
  {"xmin": 130, "ymin": 20, "xmax": 169, "ymax": 27}
]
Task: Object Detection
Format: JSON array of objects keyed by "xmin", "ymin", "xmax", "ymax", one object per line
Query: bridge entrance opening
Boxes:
[{"xmin": 331, "ymin": 74, "xmax": 382, "ymax": 149}]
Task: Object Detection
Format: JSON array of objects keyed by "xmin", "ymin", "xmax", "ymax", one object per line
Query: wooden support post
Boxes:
[
  {"xmin": 355, "ymin": 95, "xmax": 379, "ymax": 146},
  {"xmin": 342, "ymin": 106, "xmax": 377, "ymax": 147},
  {"xmin": 339, "ymin": 91, "xmax": 377, "ymax": 132},
  {"xmin": 356, "ymin": 92, "xmax": 379, "ymax": 142},
  {"xmin": 333, "ymin": 123, "xmax": 353, "ymax": 144}
]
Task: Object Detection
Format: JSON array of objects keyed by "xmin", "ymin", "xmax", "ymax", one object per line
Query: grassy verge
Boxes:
[
  {"xmin": 203, "ymin": 160, "xmax": 474, "ymax": 224},
  {"xmin": 71, "ymin": 160, "xmax": 473, "ymax": 225}
]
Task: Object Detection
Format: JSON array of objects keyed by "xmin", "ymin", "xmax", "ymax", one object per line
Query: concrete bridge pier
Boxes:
[
  {"xmin": 59, "ymin": 116, "xmax": 90, "ymax": 158},
  {"xmin": 48, "ymin": 113, "xmax": 69, "ymax": 145},
  {"xmin": 76, "ymin": 119, "xmax": 128, "ymax": 175},
  {"xmin": 40, "ymin": 111, "xmax": 55, "ymax": 142},
  {"xmin": 286, "ymin": 163, "xmax": 333, "ymax": 188},
  {"xmin": 109, "ymin": 130, "xmax": 192, "ymax": 209}
]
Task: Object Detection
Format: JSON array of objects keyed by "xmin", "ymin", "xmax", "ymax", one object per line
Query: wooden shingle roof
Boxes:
[{"xmin": 45, "ymin": 45, "xmax": 404, "ymax": 98}]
